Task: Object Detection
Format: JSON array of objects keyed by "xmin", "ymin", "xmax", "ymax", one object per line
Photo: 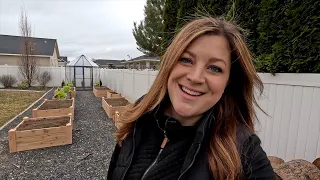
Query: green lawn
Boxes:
[{"xmin": 0, "ymin": 91, "xmax": 45, "ymax": 127}]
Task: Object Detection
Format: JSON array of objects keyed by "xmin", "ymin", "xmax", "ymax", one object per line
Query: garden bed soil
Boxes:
[
  {"xmin": 106, "ymin": 91, "xmax": 121, "ymax": 98},
  {"xmin": 16, "ymin": 117, "xmax": 70, "ymax": 131},
  {"xmin": 94, "ymin": 86, "xmax": 110, "ymax": 90},
  {"xmin": 105, "ymin": 98, "xmax": 129, "ymax": 106},
  {"xmin": 32, "ymin": 99, "xmax": 75, "ymax": 120},
  {"xmin": 8, "ymin": 115, "xmax": 72, "ymax": 153},
  {"xmin": 102, "ymin": 97, "xmax": 131, "ymax": 120},
  {"xmin": 38, "ymin": 100, "xmax": 73, "ymax": 109},
  {"xmin": 93, "ymin": 86, "xmax": 111, "ymax": 97}
]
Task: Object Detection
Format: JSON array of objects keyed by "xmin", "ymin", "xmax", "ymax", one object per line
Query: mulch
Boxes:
[{"xmin": 0, "ymin": 89, "xmax": 116, "ymax": 179}]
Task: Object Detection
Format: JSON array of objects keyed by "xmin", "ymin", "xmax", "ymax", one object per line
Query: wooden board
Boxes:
[
  {"xmin": 71, "ymin": 87, "xmax": 76, "ymax": 98},
  {"xmin": 32, "ymin": 98, "xmax": 75, "ymax": 120},
  {"xmin": 107, "ymin": 91, "xmax": 122, "ymax": 98},
  {"xmin": 8, "ymin": 115, "xmax": 72, "ymax": 153},
  {"xmin": 93, "ymin": 86, "xmax": 112, "ymax": 97},
  {"xmin": 102, "ymin": 97, "xmax": 130, "ymax": 120}
]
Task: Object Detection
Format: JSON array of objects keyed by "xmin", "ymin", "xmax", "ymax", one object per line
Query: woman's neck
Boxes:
[{"xmin": 164, "ymin": 104, "xmax": 203, "ymax": 126}]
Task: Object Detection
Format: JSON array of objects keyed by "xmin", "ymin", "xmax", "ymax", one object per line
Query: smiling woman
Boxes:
[
  {"xmin": 0, "ymin": 91, "xmax": 44, "ymax": 127},
  {"xmin": 108, "ymin": 17, "xmax": 276, "ymax": 180}
]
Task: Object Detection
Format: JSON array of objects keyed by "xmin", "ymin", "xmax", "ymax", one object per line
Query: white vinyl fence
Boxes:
[
  {"xmin": 1, "ymin": 65, "xmax": 319, "ymax": 162},
  {"xmin": 103, "ymin": 69, "xmax": 320, "ymax": 162},
  {"xmin": 0, "ymin": 65, "xmax": 101, "ymax": 88},
  {"xmin": 0, "ymin": 65, "xmax": 66, "ymax": 87}
]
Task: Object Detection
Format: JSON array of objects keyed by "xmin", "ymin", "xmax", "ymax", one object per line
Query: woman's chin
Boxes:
[{"xmin": 173, "ymin": 104, "xmax": 196, "ymax": 118}]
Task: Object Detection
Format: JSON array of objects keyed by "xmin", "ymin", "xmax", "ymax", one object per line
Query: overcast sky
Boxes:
[{"xmin": 0, "ymin": 0, "xmax": 146, "ymax": 61}]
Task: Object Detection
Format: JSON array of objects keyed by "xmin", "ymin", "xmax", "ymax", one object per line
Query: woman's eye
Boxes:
[
  {"xmin": 208, "ymin": 65, "xmax": 222, "ymax": 73},
  {"xmin": 179, "ymin": 58, "xmax": 192, "ymax": 64}
]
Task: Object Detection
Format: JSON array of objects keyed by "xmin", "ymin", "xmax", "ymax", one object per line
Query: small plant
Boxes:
[
  {"xmin": 18, "ymin": 80, "xmax": 29, "ymax": 89},
  {"xmin": 99, "ymin": 80, "xmax": 102, "ymax": 87},
  {"xmin": 54, "ymin": 90, "xmax": 67, "ymax": 100},
  {"xmin": 62, "ymin": 85, "xmax": 71, "ymax": 93},
  {"xmin": 67, "ymin": 82, "xmax": 73, "ymax": 87},
  {"xmin": 94, "ymin": 81, "xmax": 99, "ymax": 86},
  {"xmin": 37, "ymin": 71, "xmax": 52, "ymax": 88},
  {"xmin": 0, "ymin": 75, "xmax": 17, "ymax": 88},
  {"xmin": 61, "ymin": 80, "xmax": 65, "ymax": 87}
]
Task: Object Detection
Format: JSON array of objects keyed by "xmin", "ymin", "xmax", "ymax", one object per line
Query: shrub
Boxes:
[
  {"xmin": 18, "ymin": 80, "xmax": 29, "ymax": 90},
  {"xmin": 37, "ymin": 71, "xmax": 52, "ymax": 87},
  {"xmin": 0, "ymin": 75, "xmax": 17, "ymax": 88},
  {"xmin": 94, "ymin": 81, "xmax": 99, "ymax": 86}
]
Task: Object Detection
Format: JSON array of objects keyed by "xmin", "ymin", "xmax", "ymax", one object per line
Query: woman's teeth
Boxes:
[{"xmin": 181, "ymin": 86, "xmax": 203, "ymax": 96}]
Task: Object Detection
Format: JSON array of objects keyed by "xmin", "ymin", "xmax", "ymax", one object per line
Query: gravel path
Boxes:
[{"xmin": 0, "ymin": 90, "xmax": 116, "ymax": 179}]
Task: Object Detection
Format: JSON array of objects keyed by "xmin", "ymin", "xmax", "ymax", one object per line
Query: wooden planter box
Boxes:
[
  {"xmin": 93, "ymin": 86, "xmax": 111, "ymax": 97},
  {"xmin": 107, "ymin": 91, "xmax": 122, "ymax": 98},
  {"xmin": 32, "ymin": 98, "xmax": 75, "ymax": 120},
  {"xmin": 102, "ymin": 97, "xmax": 131, "ymax": 120},
  {"xmin": 8, "ymin": 115, "xmax": 72, "ymax": 153}
]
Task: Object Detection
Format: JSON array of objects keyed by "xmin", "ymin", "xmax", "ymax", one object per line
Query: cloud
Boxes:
[{"xmin": 0, "ymin": 0, "xmax": 146, "ymax": 60}]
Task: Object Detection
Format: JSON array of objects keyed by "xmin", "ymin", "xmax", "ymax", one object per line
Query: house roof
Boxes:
[
  {"xmin": 93, "ymin": 59, "xmax": 125, "ymax": 66},
  {"xmin": 0, "ymin": 34, "xmax": 57, "ymax": 56},
  {"xmin": 128, "ymin": 55, "xmax": 160, "ymax": 62},
  {"xmin": 67, "ymin": 54, "xmax": 99, "ymax": 67}
]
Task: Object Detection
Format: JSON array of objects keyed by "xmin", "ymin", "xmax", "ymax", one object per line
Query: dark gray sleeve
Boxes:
[{"xmin": 241, "ymin": 134, "xmax": 277, "ymax": 180}]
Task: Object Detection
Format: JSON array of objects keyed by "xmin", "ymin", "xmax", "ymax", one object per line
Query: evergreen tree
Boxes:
[
  {"xmin": 162, "ymin": 0, "xmax": 179, "ymax": 50},
  {"xmin": 197, "ymin": 0, "xmax": 229, "ymax": 16},
  {"xmin": 175, "ymin": 0, "xmax": 198, "ymax": 30},
  {"xmin": 132, "ymin": 0, "xmax": 165, "ymax": 56},
  {"xmin": 233, "ymin": 0, "xmax": 261, "ymax": 54}
]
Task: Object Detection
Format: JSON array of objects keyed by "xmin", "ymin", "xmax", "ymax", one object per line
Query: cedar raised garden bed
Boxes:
[
  {"xmin": 93, "ymin": 86, "xmax": 112, "ymax": 97},
  {"xmin": 102, "ymin": 97, "xmax": 131, "ymax": 120},
  {"xmin": 8, "ymin": 115, "xmax": 72, "ymax": 153},
  {"xmin": 32, "ymin": 98, "xmax": 75, "ymax": 120},
  {"xmin": 107, "ymin": 91, "xmax": 121, "ymax": 98}
]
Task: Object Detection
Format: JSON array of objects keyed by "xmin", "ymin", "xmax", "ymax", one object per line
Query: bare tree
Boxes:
[{"xmin": 18, "ymin": 7, "xmax": 38, "ymax": 87}]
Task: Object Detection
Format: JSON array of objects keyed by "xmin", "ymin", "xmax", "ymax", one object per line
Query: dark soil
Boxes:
[
  {"xmin": 95, "ymin": 87, "xmax": 110, "ymax": 90},
  {"xmin": 16, "ymin": 117, "xmax": 70, "ymax": 131},
  {"xmin": 38, "ymin": 100, "xmax": 73, "ymax": 110},
  {"xmin": 105, "ymin": 98, "xmax": 129, "ymax": 106}
]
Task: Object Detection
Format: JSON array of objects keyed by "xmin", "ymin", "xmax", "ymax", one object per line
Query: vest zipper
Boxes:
[
  {"xmin": 177, "ymin": 116, "xmax": 209, "ymax": 180},
  {"xmin": 141, "ymin": 136, "xmax": 169, "ymax": 180},
  {"xmin": 121, "ymin": 122, "xmax": 137, "ymax": 180}
]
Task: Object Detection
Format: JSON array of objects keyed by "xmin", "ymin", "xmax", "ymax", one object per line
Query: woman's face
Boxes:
[{"xmin": 167, "ymin": 35, "xmax": 231, "ymax": 125}]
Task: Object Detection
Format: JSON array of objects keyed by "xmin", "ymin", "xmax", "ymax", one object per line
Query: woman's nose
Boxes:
[{"xmin": 186, "ymin": 66, "xmax": 205, "ymax": 84}]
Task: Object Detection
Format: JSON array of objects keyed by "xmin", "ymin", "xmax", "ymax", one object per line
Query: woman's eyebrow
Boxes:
[{"xmin": 185, "ymin": 49, "xmax": 226, "ymax": 66}]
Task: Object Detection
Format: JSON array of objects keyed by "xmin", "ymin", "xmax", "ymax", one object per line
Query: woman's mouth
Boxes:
[{"xmin": 179, "ymin": 85, "xmax": 204, "ymax": 96}]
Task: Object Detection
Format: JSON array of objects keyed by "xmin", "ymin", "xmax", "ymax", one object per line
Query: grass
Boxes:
[{"xmin": 0, "ymin": 91, "xmax": 45, "ymax": 127}]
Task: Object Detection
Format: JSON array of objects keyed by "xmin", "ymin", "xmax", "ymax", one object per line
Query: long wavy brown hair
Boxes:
[{"xmin": 115, "ymin": 17, "xmax": 263, "ymax": 180}]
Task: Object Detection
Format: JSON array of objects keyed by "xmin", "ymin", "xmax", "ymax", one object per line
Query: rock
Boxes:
[
  {"xmin": 313, "ymin": 158, "xmax": 320, "ymax": 170},
  {"xmin": 273, "ymin": 159, "xmax": 320, "ymax": 180},
  {"xmin": 268, "ymin": 156, "xmax": 285, "ymax": 168}
]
